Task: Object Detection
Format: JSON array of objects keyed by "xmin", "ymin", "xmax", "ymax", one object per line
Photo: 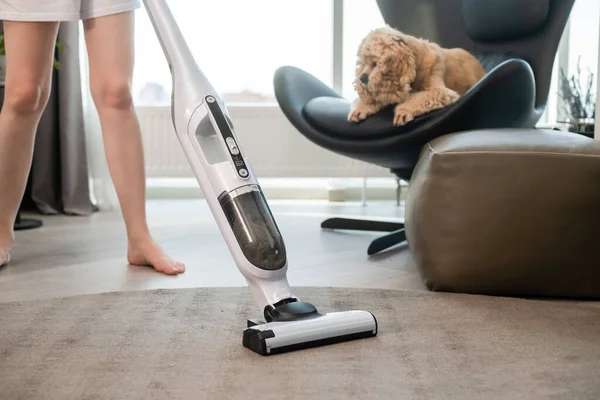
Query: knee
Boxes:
[
  {"xmin": 4, "ymin": 81, "xmax": 51, "ymax": 115},
  {"xmin": 92, "ymin": 81, "xmax": 134, "ymax": 111}
]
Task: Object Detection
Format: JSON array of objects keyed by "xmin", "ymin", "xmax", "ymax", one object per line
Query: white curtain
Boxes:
[{"xmin": 78, "ymin": 24, "xmax": 121, "ymax": 211}]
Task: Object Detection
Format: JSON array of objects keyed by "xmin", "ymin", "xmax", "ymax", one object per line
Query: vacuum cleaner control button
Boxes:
[
  {"xmin": 226, "ymin": 137, "xmax": 240, "ymax": 155},
  {"xmin": 239, "ymin": 168, "xmax": 248, "ymax": 177}
]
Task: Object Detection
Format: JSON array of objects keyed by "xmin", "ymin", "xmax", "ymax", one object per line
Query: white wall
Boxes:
[{"xmin": 597, "ymin": 5, "xmax": 600, "ymax": 140}]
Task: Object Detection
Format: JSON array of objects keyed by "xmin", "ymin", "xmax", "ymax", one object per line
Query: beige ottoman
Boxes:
[{"xmin": 405, "ymin": 129, "xmax": 600, "ymax": 299}]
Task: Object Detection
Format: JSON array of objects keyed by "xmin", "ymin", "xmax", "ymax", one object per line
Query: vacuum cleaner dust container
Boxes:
[{"xmin": 218, "ymin": 185, "xmax": 287, "ymax": 271}]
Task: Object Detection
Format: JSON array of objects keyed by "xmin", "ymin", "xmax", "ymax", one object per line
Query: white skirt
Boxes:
[{"xmin": 0, "ymin": 0, "xmax": 141, "ymax": 21}]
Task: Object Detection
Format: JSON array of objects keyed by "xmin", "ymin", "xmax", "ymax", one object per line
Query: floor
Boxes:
[{"xmin": 0, "ymin": 199, "xmax": 425, "ymax": 304}]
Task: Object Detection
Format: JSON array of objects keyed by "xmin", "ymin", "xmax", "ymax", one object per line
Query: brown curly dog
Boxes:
[{"xmin": 348, "ymin": 26, "xmax": 486, "ymax": 126}]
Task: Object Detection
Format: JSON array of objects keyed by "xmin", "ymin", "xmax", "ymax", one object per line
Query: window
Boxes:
[
  {"xmin": 543, "ymin": 0, "xmax": 599, "ymax": 126},
  {"xmin": 83, "ymin": 0, "xmax": 598, "ymax": 206},
  {"xmin": 132, "ymin": 0, "xmax": 598, "ymax": 110},
  {"xmin": 567, "ymin": 0, "xmax": 598, "ymax": 80},
  {"xmin": 132, "ymin": 0, "xmax": 334, "ymax": 106},
  {"xmin": 341, "ymin": 0, "xmax": 385, "ymax": 100}
]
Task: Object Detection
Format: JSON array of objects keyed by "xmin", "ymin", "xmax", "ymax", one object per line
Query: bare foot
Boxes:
[
  {"xmin": 127, "ymin": 238, "xmax": 185, "ymax": 275},
  {"xmin": 0, "ymin": 247, "xmax": 10, "ymax": 268}
]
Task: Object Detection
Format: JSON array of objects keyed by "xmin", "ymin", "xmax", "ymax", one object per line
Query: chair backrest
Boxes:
[{"xmin": 375, "ymin": 0, "xmax": 575, "ymax": 116}]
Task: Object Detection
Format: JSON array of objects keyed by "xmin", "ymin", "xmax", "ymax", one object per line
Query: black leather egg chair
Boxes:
[{"xmin": 273, "ymin": 0, "xmax": 575, "ymax": 255}]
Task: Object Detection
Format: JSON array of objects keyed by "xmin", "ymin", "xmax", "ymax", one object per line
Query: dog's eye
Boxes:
[{"xmin": 371, "ymin": 61, "xmax": 377, "ymax": 67}]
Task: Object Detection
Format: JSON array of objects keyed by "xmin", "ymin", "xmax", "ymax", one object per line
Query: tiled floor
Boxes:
[{"xmin": 0, "ymin": 199, "xmax": 424, "ymax": 303}]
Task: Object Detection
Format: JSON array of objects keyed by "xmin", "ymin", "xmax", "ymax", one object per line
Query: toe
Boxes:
[
  {"xmin": 162, "ymin": 260, "xmax": 186, "ymax": 275},
  {"xmin": 174, "ymin": 261, "xmax": 186, "ymax": 274},
  {"xmin": 157, "ymin": 259, "xmax": 185, "ymax": 275}
]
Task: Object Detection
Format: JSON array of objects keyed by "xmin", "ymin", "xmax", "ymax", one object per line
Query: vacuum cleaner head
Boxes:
[{"xmin": 243, "ymin": 300, "xmax": 378, "ymax": 356}]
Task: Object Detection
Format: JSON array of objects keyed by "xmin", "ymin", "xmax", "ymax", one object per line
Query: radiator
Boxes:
[{"xmin": 136, "ymin": 105, "xmax": 393, "ymax": 179}]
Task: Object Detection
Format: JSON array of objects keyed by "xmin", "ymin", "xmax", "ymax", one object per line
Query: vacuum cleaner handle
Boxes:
[
  {"xmin": 142, "ymin": 0, "xmax": 253, "ymax": 190},
  {"xmin": 142, "ymin": 0, "xmax": 297, "ymax": 315},
  {"xmin": 142, "ymin": 0, "xmax": 211, "ymax": 92}
]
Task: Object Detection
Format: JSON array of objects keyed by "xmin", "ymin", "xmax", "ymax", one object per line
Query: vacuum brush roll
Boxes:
[{"xmin": 243, "ymin": 310, "xmax": 378, "ymax": 356}]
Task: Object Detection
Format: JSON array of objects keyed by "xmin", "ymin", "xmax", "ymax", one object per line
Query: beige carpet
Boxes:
[{"xmin": 1, "ymin": 287, "xmax": 599, "ymax": 399}]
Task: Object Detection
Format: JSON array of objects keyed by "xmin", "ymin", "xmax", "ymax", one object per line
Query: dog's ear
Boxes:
[
  {"xmin": 381, "ymin": 39, "xmax": 416, "ymax": 79},
  {"xmin": 401, "ymin": 46, "xmax": 417, "ymax": 82},
  {"xmin": 397, "ymin": 40, "xmax": 417, "ymax": 82},
  {"xmin": 382, "ymin": 53, "xmax": 396, "ymax": 68}
]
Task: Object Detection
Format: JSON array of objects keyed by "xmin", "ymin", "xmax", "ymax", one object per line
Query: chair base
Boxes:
[
  {"xmin": 14, "ymin": 210, "xmax": 43, "ymax": 231},
  {"xmin": 320, "ymin": 217, "xmax": 406, "ymax": 255}
]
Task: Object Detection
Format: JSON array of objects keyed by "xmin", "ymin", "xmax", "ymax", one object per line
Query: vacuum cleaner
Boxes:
[{"xmin": 142, "ymin": 0, "xmax": 378, "ymax": 356}]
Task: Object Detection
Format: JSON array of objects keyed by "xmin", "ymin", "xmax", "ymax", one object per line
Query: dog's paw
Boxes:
[
  {"xmin": 393, "ymin": 106, "xmax": 414, "ymax": 126},
  {"xmin": 437, "ymin": 88, "xmax": 460, "ymax": 105},
  {"xmin": 348, "ymin": 107, "xmax": 371, "ymax": 123},
  {"xmin": 444, "ymin": 89, "xmax": 460, "ymax": 103}
]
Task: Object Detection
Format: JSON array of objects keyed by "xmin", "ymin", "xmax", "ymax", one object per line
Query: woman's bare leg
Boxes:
[
  {"xmin": 0, "ymin": 21, "xmax": 59, "ymax": 266},
  {"xmin": 83, "ymin": 12, "xmax": 184, "ymax": 275}
]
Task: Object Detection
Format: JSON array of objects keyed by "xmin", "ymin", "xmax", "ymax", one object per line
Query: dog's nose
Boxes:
[{"xmin": 359, "ymin": 73, "xmax": 369, "ymax": 85}]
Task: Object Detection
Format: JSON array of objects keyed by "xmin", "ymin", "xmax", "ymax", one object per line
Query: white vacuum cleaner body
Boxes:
[{"xmin": 142, "ymin": 0, "xmax": 377, "ymax": 355}]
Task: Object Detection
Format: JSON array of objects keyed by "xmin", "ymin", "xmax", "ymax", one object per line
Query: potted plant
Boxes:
[
  {"xmin": 558, "ymin": 56, "xmax": 596, "ymax": 138},
  {"xmin": 0, "ymin": 32, "xmax": 64, "ymax": 86}
]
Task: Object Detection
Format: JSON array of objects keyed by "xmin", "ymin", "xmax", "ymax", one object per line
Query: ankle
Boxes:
[
  {"xmin": 127, "ymin": 229, "xmax": 153, "ymax": 247},
  {"xmin": 0, "ymin": 240, "xmax": 14, "ymax": 251},
  {"xmin": 0, "ymin": 227, "xmax": 15, "ymax": 250}
]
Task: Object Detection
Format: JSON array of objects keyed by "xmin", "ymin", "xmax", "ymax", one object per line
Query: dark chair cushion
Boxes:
[
  {"xmin": 303, "ymin": 97, "xmax": 444, "ymax": 139},
  {"xmin": 302, "ymin": 58, "xmax": 534, "ymax": 140},
  {"xmin": 405, "ymin": 128, "xmax": 600, "ymax": 299},
  {"xmin": 274, "ymin": 58, "xmax": 536, "ymax": 175},
  {"xmin": 462, "ymin": 0, "xmax": 550, "ymax": 41}
]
